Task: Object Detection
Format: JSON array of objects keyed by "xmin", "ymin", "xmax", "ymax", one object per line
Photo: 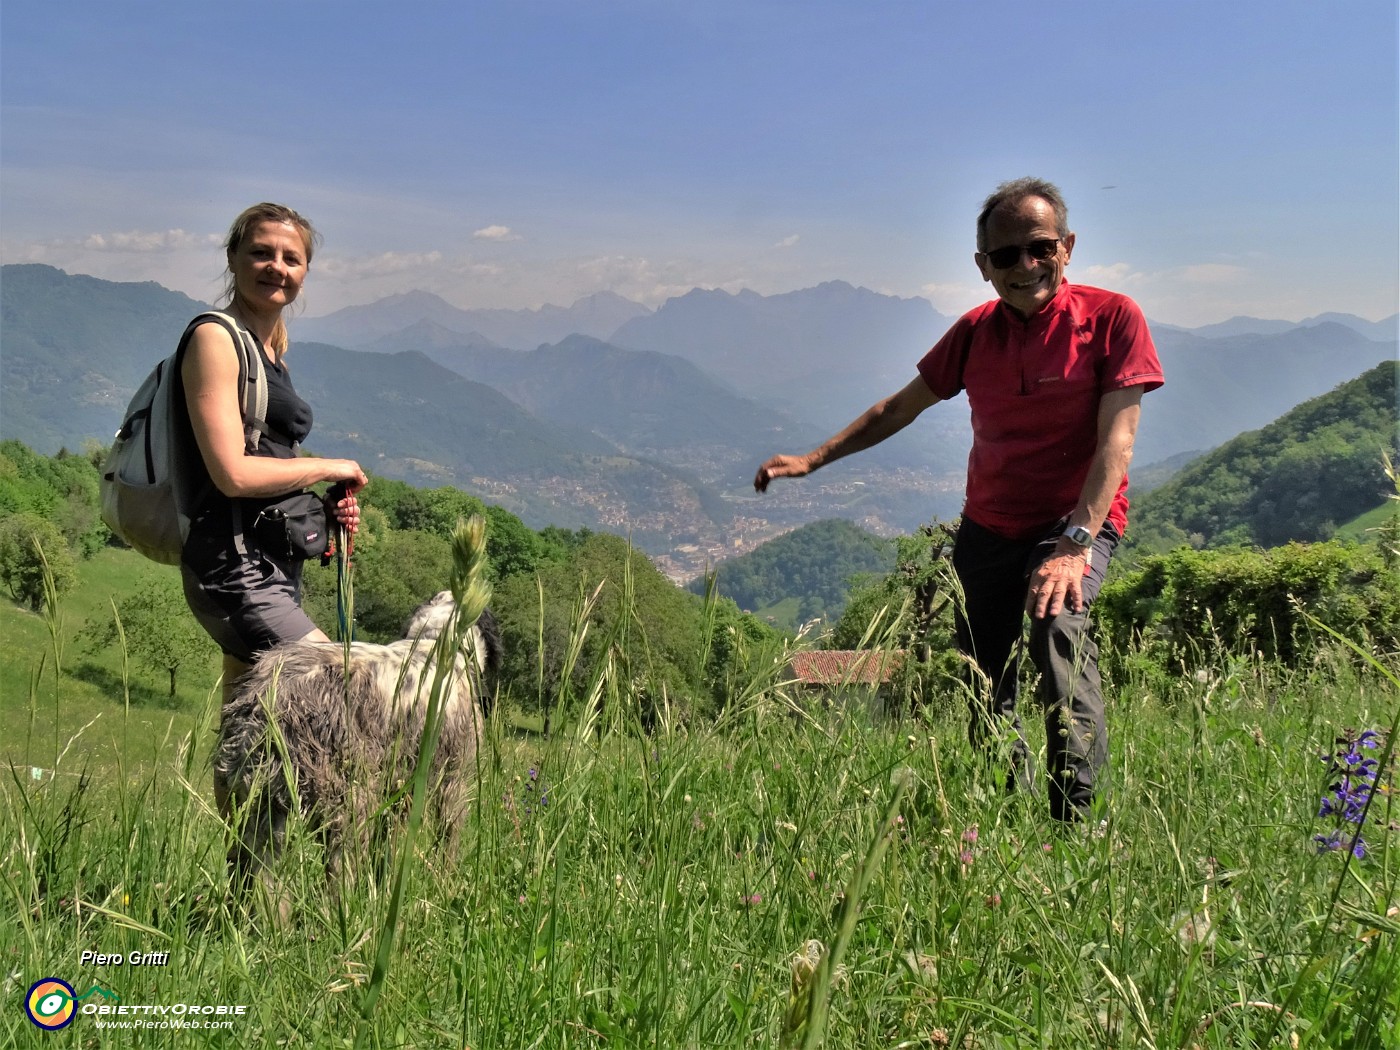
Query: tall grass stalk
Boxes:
[
  {"xmin": 354, "ymin": 516, "xmax": 492, "ymax": 1046},
  {"xmin": 35, "ymin": 539, "xmax": 65, "ymax": 771},
  {"xmin": 792, "ymin": 769, "xmax": 912, "ymax": 1049}
]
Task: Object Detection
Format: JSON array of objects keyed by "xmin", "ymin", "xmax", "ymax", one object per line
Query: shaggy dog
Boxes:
[{"xmin": 214, "ymin": 592, "xmax": 502, "ymax": 896}]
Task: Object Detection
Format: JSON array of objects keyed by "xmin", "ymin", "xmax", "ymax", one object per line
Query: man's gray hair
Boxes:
[{"xmin": 976, "ymin": 177, "xmax": 1070, "ymax": 251}]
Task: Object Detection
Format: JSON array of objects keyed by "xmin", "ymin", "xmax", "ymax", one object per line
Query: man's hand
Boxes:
[
  {"xmin": 1026, "ymin": 545, "xmax": 1089, "ymax": 619},
  {"xmin": 754, "ymin": 453, "xmax": 815, "ymax": 492},
  {"xmin": 754, "ymin": 376, "xmax": 941, "ymax": 494}
]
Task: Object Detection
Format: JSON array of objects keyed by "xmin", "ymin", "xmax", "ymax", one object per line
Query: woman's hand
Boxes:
[
  {"xmin": 329, "ymin": 492, "xmax": 360, "ymax": 534},
  {"xmin": 324, "ymin": 473, "xmax": 366, "ymax": 535},
  {"xmin": 323, "ymin": 461, "xmax": 367, "ymax": 493}
]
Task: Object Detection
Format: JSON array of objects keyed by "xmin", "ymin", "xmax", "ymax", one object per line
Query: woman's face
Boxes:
[{"xmin": 228, "ymin": 220, "xmax": 310, "ymax": 314}]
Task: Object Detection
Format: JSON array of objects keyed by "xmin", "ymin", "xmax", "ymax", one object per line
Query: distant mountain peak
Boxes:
[
  {"xmin": 547, "ymin": 333, "xmax": 612, "ymax": 352},
  {"xmin": 382, "ymin": 288, "xmax": 455, "ymax": 306},
  {"xmin": 365, "ymin": 318, "xmax": 500, "ymax": 352},
  {"xmin": 672, "ymin": 286, "xmax": 737, "ymax": 302},
  {"xmin": 570, "ymin": 289, "xmax": 647, "ymax": 310}
]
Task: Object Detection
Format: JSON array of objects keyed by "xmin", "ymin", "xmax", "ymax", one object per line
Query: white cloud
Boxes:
[
  {"xmin": 774, "ymin": 234, "xmax": 800, "ymax": 248},
  {"xmin": 1078, "ymin": 260, "xmax": 1260, "ymax": 326},
  {"xmin": 8, "ymin": 228, "xmax": 223, "ymax": 255},
  {"xmin": 568, "ymin": 254, "xmax": 754, "ymax": 306},
  {"xmin": 0, "ymin": 232, "xmax": 228, "ymax": 302},
  {"xmin": 79, "ymin": 228, "xmax": 222, "ymax": 252},
  {"xmin": 316, "ymin": 250, "xmax": 445, "ymax": 278},
  {"xmin": 1079, "ymin": 262, "xmax": 1145, "ymax": 287},
  {"xmin": 917, "ymin": 259, "xmax": 1254, "ymax": 324},
  {"xmin": 472, "ymin": 225, "xmax": 521, "ymax": 242},
  {"xmin": 918, "ymin": 280, "xmax": 986, "ymax": 316}
]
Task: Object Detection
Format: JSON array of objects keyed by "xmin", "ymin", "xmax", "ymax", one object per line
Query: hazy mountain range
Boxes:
[
  {"xmin": 297, "ymin": 289, "xmax": 651, "ymax": 350},
  {"xmin": 1155, "ymin": 312, "xmax": 1397, "ymax": 341},
  {"xmin": 2, "ymin": 263, "xmax": 1394, "ymax": 573}
]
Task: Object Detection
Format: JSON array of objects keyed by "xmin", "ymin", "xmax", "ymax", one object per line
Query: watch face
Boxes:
[{"xmin": 1066, "ymin": 526, "xmax": 1093, "ymax": 548}]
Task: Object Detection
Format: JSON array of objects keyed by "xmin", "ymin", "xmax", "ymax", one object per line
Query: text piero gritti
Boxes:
[{"xmin": 79, "ymin": 950, "xmax": 172, "ymax": 967}]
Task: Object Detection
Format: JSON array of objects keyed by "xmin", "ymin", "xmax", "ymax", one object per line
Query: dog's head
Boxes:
[
  {"xmin": 403, "ymin": 593, "xmax": 501, "ymax": 671},
  {"xmin": 403, "ymin": 590, "xmax": 457, "ymax": 641}
]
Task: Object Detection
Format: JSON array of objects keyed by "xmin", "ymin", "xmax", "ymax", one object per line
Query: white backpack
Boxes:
[{"xmin": 100, "ymin": 312, "xmax": 273, "ymax": 564}]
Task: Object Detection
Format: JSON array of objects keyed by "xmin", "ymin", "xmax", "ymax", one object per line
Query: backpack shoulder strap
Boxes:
[
  {"xmin": 187, "ymin": 311, "xmax": 271, "ymax": 454},
  {"xmin": 180, "ymin": 312, "xmax": 284, "ymax": 559},
  {"xmin": 184, "ymin": 312, "xmax": 301, "ymax": 448}
]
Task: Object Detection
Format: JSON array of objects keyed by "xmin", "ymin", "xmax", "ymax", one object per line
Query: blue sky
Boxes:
[{"xmin": 2, "ymin": 1, "xmax": 1396, "ymax": 327}]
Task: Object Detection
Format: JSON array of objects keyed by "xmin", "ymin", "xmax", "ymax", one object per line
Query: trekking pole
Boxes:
[{"xmin": 324, "ymin": 481, "xmax": 355, "ymax": 652}]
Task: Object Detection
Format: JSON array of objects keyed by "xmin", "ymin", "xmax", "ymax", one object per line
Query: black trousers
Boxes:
[{"xmin": 951, "ymin": 516, "xmax": 1119, "ymax": 821}]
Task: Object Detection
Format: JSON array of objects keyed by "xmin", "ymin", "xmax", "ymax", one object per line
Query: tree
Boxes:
[
  {"xmin": 0, "ymin": 512, "xmax": 77, "ymax": 611},
  {"xmin": 81, "ymin": 574, "xmax": 215, "ymax": 696},
  {"xmin": 344, "ymin": 528, "xmax": 454, "ymax": 641},
  {"xmin": 484, "ymin": 504, "xmax": 568, "ymax": 580},
  {"xmin": 696, "ymin": 518, "xmax": 896, "ymax": 625},
  {"xmin": 364, "ymin": 478, "xmax": 487, "ymax": 538},
  {"xmin": 0, "ymin": 441, "xmax": 108, "ymax": 558},
  {"xmin": 830, "ymin": 522, "xmax": 959, "ymax": 656},
  {"xmin": 492, "ymin": 532, "xmax": 712, "ymax": 728},
  {"xmin": 1128, "ymin": 362, "xmax": 1397, "ymax": 552}
]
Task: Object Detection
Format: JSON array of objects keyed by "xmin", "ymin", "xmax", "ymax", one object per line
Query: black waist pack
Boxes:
[{"xmin": 250, "ymin": 491, "xmax": 329, "ymax": 562}]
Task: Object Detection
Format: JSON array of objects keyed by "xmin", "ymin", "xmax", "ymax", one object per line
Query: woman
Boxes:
[{"xmin": 180, "ymin": 203, "xmax": 367, "ymax": 700}]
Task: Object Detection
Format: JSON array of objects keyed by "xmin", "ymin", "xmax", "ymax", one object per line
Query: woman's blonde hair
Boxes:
[{"xmin": 222, "ymin": 203, "xmax": 320, "ymax": 355}]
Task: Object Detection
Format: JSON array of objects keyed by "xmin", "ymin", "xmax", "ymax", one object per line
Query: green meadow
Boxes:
[{"xmin": 3, "ymin": 547, "xmax": 1398, "ymax": 1049}]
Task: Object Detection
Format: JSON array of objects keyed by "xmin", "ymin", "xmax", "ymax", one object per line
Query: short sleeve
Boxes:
[
  {"xmin": 917, "ymin": 314, "xmax": 976, "ymax": 400},
  {"xmin": 1105, "ymin": 297, "xmax": 1164, "ymax": 393}
]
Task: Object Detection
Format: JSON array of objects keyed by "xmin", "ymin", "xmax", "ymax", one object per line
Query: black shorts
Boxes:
[{"xmin": 181, "ymin": 528, "xmax": 318, "ymax": 664}]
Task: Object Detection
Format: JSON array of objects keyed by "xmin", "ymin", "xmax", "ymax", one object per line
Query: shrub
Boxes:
[
  {"xmin": 0, "ymin": 511, "xmax": 78, "ymax": 612},
  {"xmin": 1098, "ymin": 540, "xmax": 1400, "ymax": 674}
]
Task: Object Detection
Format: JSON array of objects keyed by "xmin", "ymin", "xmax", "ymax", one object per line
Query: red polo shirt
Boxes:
[{"xmin": 917, "ymin": 281, "xmax": 1164, "ymax": 539}]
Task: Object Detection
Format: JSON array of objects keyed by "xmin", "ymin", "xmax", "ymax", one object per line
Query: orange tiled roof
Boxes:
[{"xmin": 788, "ymin": 650, "xmax": 904, "ymax": 686}]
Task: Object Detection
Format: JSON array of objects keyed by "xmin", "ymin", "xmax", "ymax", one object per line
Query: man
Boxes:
[{"xmin": 754, "ymin": 177, "xmax": 1164, "ymax": 822}]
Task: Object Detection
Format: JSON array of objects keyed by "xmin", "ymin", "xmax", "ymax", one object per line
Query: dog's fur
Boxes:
[{"xmin": 214, "ymin": 592, "xmax": 502, "ymax": 894}]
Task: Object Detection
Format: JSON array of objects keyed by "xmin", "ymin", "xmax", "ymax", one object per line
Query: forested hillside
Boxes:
[
  {"xmin": 1127, "ymin": 360, "xmax": 1398, "ymax": 552},
  {"xmin": 0, "ymin": 264, "xmax": 212, "ymax": 451},
  {"xmin": 0, "ymin": 440, "xmax": 781, "ymax": 714},
  {"xmin": 0, "ymin": 266, "xmax": 745, "ymax": 561},
  {"xmin": 694, "ymin": 518, "xmax": 896, "ymax": 623}
]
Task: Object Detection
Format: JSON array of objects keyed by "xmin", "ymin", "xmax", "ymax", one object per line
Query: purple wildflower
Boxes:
[{"xmin": 1314, "ymin": 727, "xmax": 1393, "ymax": 860}]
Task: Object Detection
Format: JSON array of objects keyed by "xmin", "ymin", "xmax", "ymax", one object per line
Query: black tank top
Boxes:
[
  {"xmin": 183, "ymin": 323, "xmax": 315, "ymax": 536},
  {"xmin": 256, "ymin": 351, "xmax": 314, "ymax": 456}
]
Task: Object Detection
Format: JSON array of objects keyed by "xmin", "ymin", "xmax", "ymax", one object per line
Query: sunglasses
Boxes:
[{"xmin": 980, "ymin": 238, "xmax": 1061, "ymax": 270}]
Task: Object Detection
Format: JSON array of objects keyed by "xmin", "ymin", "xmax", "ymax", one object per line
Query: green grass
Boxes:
[
  {"xmin": 1, "ymin": 548, "xmax": 219, "ymax": 782},
  {"xmin": 1335, "ymin": 500, "xmax": 1398, "ymax": 543},
  {"xmin": 3, "ymin": 563, "xmax": 1399, "ymax": 1047},
  {"xmin": 753, "ymin": 596, "xmax": 803, "ymax": 633}
]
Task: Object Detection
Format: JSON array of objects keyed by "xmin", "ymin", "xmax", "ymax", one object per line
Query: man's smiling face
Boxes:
[{"xmin": 975, "ymin": 195, "xmax": 1075, "ymax": 319}]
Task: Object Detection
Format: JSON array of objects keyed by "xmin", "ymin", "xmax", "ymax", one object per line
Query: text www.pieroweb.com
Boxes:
[{"xmin": 92, "ymin": 1016, "xmax": 236, "ymax": 1031}]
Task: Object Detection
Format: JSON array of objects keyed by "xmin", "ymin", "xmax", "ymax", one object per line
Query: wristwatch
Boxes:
[{"xmin": 1062, "ymin": 525, "xmax": 1094, "ymax": 549}]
